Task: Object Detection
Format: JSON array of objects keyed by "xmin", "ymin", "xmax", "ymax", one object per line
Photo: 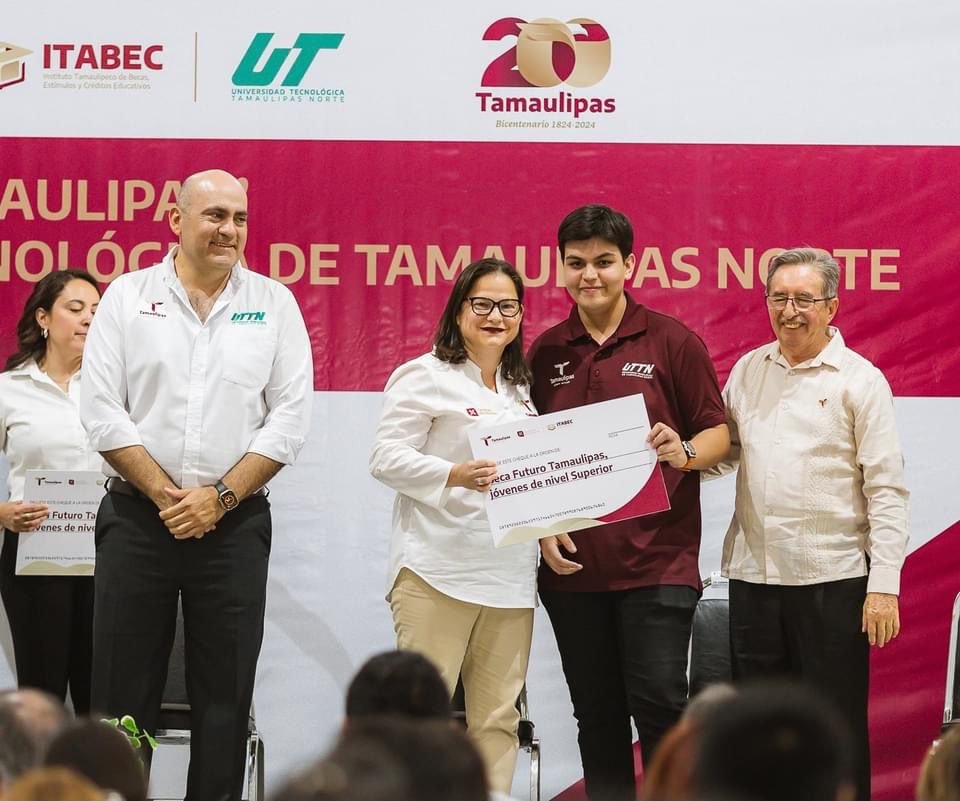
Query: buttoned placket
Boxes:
[
  {"xmin": 582, "ymin": 338, "xmax": 612, "ymax": 403},
  {"xmin": 168, "ymin": 276, "xmax": 237, "ymax": 487},
  {"xmin": 36, "ymin": 370, "xmax": 90, "ymax": 463}
]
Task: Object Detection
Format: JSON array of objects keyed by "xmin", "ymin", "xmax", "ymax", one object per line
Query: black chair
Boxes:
[
  {"xmin": 689, "ymin": 576, "xmax": 733, "ymax": 697},
  {"xmin": 151, "ymin": 601, "xmax": 264, "ymax": 801},
  {"xmin": 942, "ymin": 591, "xmax": 960, "ymax": 731},
  {"xmin": 451, "ymin": 679, "xmax": 540, "ymax": 801}
]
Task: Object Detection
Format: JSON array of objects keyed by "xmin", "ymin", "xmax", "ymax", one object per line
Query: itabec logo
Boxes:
[
  {"xmin": 0, "ymin": 42, "xmax": 32, "ymax": 90},
  {"xmin": 26, "ymin": 41, "xmax": 165, "ymax": 92},
  {"xmin": 231, "ymin": 33, "xmax": 346, "ymax": 105},
  {"xmin": 476, "ymin": 17, "xmax": 616, "ymax": 125}
]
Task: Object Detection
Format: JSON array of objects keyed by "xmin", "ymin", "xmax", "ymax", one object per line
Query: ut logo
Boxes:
[
  {"xmin": 482, "ymin": 18, "xmax": 611, "ymax": 88},
  {"xmin": 151, "ymin": 302, "xmax": 163, "ymax": 313},
  {"xmin": 232, "ymin": 33, "xmax": 345, "ymax": 87},
  {"xmin": 555, "ymin": 361, "xmax": 571, "ymax": 377},
  {"xmin": 481, "ymin": 436, "xmax": 494, "ymax": 446}
]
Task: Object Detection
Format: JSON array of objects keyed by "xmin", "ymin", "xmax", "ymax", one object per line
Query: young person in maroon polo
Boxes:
[{"xmin": 528, "ymin": 205, "xmax": 730, "ymax": 801}]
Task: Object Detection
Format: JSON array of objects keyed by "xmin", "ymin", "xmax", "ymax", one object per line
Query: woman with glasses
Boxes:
[{"xmin": 370, "ymin": 258, "xmax": 537, "ymax": 795}]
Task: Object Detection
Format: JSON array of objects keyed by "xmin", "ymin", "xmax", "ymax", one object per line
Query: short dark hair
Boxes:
[
  {"xmin": 558, "ymin": 204, "xmax": 634, "ymax": 260},
  {"xmin": 433, "ymin": 258, "xmax": 531, "ymax": 385},
  {"xmin": 346, "ymin": 651, "xmax": 451, "ymax": 720},
  {"xmin": 340, "ymin": 717, "xmax": 488, "ymax": 801},
  {"xmin": 4, "ymin": 270, "xmax": 101, "ymax": 372},
  {"xmin": 44, "ymin": 719, "xmax": 147, "ymax": 801},
  {"xmin": 694, "ymin": 680, "xmax": 854, "ymax": 801},
  {"xmin": 270, "ymin": 735, "xmax": 412, "ymax": 801}
]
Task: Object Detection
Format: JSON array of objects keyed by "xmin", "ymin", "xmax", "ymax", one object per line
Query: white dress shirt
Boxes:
[
  {"xmin": 78, "ymin": 249, "xmax": 313, "ymax": 487},
  {"xmin": 714, "ymin": 328, "xmax": 909, "ymax": 595},
  {"xmin": 370, "ymin": 353, "xmax": 539, "ymax": 608},
  {"xmin": 0, "ymin": 361, "xmax": 102, "ymax": 502}
]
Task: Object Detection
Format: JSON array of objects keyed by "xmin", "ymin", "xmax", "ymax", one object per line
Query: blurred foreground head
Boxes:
[
  {"xmin": 694, "ymin": 680, "xmax": 855, "ymax": 801},
  {"xmin": 274, "ymin": 717, "xmax": 487, "ymax": 801},
  {"xmin": 345, "ymin": 650, "xmax": 451, "ymax": 721},
  {"xmin": 917, "ymin": 725, "xmax": 960, "ymax": 801},
  {"xmin": 0, "ymin": 689, "xmax": 70, "ymax": 789}
]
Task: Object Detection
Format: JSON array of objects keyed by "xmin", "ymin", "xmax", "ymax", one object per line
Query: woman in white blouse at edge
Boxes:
[
  {"xmin": 0, "ymin": 270, "xmax": 101, "ymax": 712},
  {"xmin": 370, "ymin": 258, "xmax": 539, "ymax": 794}
]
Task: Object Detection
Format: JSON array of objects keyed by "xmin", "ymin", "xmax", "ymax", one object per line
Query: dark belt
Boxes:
[{"xmin": 105, "ymin": 477, "xmax": 267, "ymax": 501}]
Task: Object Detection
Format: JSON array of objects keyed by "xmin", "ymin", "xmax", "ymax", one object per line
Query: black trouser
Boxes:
[
  {"xmin": 729, "ymin": 577, "xmax": 870, "ymax": 801},
  {"xmin": 0, "ymin": 529, "xmax": 94, "ymax": 712},
  {"xmin": 540, "ymin": 585, "xmax": 699, "ymax": 801},
  {"xmin": 91, "ymin": 492, "xmax": 271, "ymax": 801}
]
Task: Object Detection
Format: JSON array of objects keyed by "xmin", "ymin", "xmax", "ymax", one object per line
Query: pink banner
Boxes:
[
  {"xmin": 871, "ymin": 522, "xmax": 960, "ymax": 800},
  {"xmin": 2, "ymin": 138, "xmax": 957, "ymax": 395}
]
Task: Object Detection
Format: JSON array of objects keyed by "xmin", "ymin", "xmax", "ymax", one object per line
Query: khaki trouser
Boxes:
[{"xmin": 389, "ymin": 567, "xmax": 534, "ymax": 795}]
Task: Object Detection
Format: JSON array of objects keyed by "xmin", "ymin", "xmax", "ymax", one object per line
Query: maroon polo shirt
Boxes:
[{"xmin": 528, "ymin": 294, "xmax": 725, "ymax": 593}]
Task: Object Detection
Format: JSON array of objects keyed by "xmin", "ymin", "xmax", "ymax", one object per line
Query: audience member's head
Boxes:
[
  {"xmin": 641, "ymin": 683, "xmax": 738, "ymax": 801},
  {"xmin": 682, "ymin": 682, "xmax": 738, "ymax": 724},
  {"xmin": 271, "ymin": 734, "xmax": 412, "ymax": 801},
  {"xmin": 0, "ymin": 766, "xmax": 106, "ymax": 800},
  {"xmin": 917, "ymin": 726, "xmax": 960, "ymax": 801},
  {"xmin": 342, "ymin": 717, "xmax": 487, "ymax": 801},
  {"xmin": 0, "ymin": 689, "xmax": 70, "ymax": 788},
  {"xmin": 694, "ymin": 680, "xmax": 855, "ymax": 801},
  {"xmin": 44, "ymin": 719, "xmax": 147, "ymax": 801},
  {"xmin": 641, "ymin": 717, "xmax": 699, "ymax": 801},
  {"xmin": 345, "ymin": 650, "xmax": 451, "ymax": 721}
]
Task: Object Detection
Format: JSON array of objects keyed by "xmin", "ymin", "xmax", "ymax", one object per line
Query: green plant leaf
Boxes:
[
  {"xmin": 120, "ymin": 715, "xmax": 138, "ymax": 734},
  {"xmin": 102, "ymin": 717, "xmax": 119, "ymax": 727},
  {"xmin": 129, "ymin": 735, "xmax": 141, "ymax": 749},
  {"xmin": 145, "ymin": 733, "xmax": 158, "ymax": 750}
]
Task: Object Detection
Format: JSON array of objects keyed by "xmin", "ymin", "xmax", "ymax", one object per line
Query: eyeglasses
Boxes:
[
  {"xmin": 465, "ymin": 297, "xmax": 523, "ymax": 318},
  {"xmin": 765, "ymin": 293, "xmax": 834, "ymax": 312}
]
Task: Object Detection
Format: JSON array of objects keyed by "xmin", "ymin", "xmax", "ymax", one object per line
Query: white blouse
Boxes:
[
  {"xmin": 370, "ymin": 353, "xmax": 539, "ymax": 608},
  {"xmin": 0, "ymin": 361, "xmax": 102, "ymax": 502}
]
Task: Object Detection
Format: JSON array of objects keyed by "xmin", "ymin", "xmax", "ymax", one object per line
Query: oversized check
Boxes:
[
  {"xmin": 468, "ymin": 394, "xmax": 670, "ymax": 546},
  {"xmin": 16, "ymin": 469, "xmax": 105, "ymax": 576}
]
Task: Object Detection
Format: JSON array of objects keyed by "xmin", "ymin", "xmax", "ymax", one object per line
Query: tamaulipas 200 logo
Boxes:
[{"xmin": 475, "ymin": 17, "xmax": 616, "ymax": 121}]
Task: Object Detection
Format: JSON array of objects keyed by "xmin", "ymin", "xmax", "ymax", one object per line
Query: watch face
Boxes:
[
  {"xmin": 220, "ymin": 491, "xmax": 239, "ymax": 511},
  {"xmin": 682, "ymin": 440, "xmax": 697, "ymax": 459}
]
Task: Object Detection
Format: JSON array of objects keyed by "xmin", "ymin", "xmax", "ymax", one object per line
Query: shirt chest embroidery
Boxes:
[
  {"xmin": 549, "ymin": 361, "xmax": 575, "ymax": 388},
  {"xmin": 621, "ymin": 361, "xmax": 655, "ymax": 379},
  {"xmin": 138, "ymin": 300, "xmax": 167, "ymax": 318}
]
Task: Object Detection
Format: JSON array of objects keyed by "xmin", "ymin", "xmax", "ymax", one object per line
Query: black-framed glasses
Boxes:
[
  {"xmin": 466, "ymin": 297, "xmax": 523, "ymax": 318},
  {"xmin": 765, "ymin": 293, "xmax": 834, "ymax": 312}
]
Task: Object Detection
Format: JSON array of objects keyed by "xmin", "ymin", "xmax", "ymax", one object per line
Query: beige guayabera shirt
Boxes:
[{"xmin": 712, "ymin": 328, "xmax": 909, "ymax": 595}]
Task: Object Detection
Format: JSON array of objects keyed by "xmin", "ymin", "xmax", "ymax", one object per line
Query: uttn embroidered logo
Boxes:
[{"xmin": 621, "ymin": 362, "xmax": 655, "ymax": 379}]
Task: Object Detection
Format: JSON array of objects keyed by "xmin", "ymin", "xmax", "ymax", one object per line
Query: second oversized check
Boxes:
[{"xmin": 468, "ymin": 394, "xmax": 670, "ymax": 547}]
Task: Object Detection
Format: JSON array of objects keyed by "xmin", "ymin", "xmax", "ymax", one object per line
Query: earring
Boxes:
[{"xmin": 41, "ymin": 328, "xmax": 48, "ymax": 340}]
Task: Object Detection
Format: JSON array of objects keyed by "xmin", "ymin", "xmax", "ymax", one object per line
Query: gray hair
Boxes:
[
  {"xmin": 0, "ymin": 689, "xmax": 70, "ymax": 787},
  {"xmin": 766, "ymin": 247, "xmax": 839, "ymax": 298}
]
